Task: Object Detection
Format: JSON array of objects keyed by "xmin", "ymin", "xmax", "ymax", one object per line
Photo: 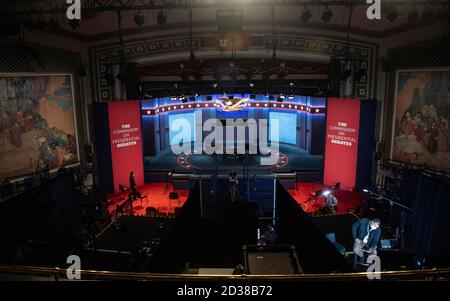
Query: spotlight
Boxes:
[
  {"xmin": 386, "ymin": 10, "xmax": 398, "ymax": 23},
  {"xmin": 300, "ymin": 8, "xmax": 312, "ymax": 23},
  {"xmin": 363, "ymin": 189, "xmax": 369, "ymax": 193},
  {"xmin": 134, "ymin": 12, "xmax": 145, "ymax": 26},
  {"xmin": 69, "ymin": 19, "xmax": 80, "ymax": 30},
  {"xmin": 321, "ymin": 7, "xmax": 333, "ymax": 23},
  {"xmin": 249, "ymin": 82, "xmax": 254, "ymax": 88},
  {"xmin": 408, "ymin": 9, "xmax": 419, "ymax": 22},
  {"xmin": 322, "ymin": 190, "xmax": 331, "ymax": 197},
  {"xmin": 157, "ymin": 10, "xmax": 168, "ymax": 25},
  {"xmin": 171, "ymin": 96, "xmax": 177, "ymax": 101},
  {"xmin": 288, "ymin": 95, "xmax": 294, "ymax": 100}
]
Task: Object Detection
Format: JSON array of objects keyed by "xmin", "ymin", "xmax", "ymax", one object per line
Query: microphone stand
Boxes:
[{"xmin": 364, "ymin": 190, "xmax": 412, "ymax": 251}]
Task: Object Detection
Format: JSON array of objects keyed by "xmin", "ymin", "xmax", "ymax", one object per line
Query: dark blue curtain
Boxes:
[{"xmin": 406, "ymin": 171, "xmax": 450, "ymax": 256}]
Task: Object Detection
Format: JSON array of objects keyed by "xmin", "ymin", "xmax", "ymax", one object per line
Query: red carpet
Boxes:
[
  {"xmin": 287, "ymin": 182, "xmax": 364, "ymax": 215},
  {"xmin": 107, "ymin": 183, "xmax": 189, "ymax": 217}
]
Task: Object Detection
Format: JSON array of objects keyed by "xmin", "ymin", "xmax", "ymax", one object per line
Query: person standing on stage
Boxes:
[
  {"xmin": 129, "ymin": 171, "xmax": 137, "ymax": 200},
  {"xmin": 352, "ymin": 218, "xmax": 381, "ymax": 257}
]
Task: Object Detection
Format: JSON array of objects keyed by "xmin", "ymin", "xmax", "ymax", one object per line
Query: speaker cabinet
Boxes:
[{"xmin": 244, "ymin": 245, "xmax": 303, "ymax": 275}]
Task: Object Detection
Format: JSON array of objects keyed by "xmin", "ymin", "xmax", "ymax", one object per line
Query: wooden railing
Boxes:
[{"xmin": 1, "ymin": 265, "xmax": 449, "ymax": 281}]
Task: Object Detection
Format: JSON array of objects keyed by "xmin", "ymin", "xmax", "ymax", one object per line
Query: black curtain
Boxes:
[{"xmin": 405, "ymin": 170, "xmax": 450, "ymax": 256}]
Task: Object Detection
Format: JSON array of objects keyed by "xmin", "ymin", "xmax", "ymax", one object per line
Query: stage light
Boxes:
[
  {"xmin": 249, "ymin": 82, "xmax": 254, "ymax": 88},
  {"xmin": 363, "ymin": 189, "xmax": 369, "ymax": 193},
  {"xmin": 135, "ymin": 12, "xmax": 145, "ymax": 26},
  {"xmin": 408, "ymin": 9, "xmax": 419, "ymax": 22},
  {"xmin": 322, "ymin": 190, "xmax": 331, "ymax": 197},
  {"xmin": 321, "ymin": 7, "xmax": 333, "ymax": 23},
  {"xmin": 300, "ymin": 8, "xmax": 312, "ymax": 23},
  {"xmin": 288, "ymin": 95, "xmax": 294, "ymax": 100},
  {"xmin": 157, "ymin": 10, "xmax": 168, "ymax": 25},
  {"xmin": 386, "ymin": 10, "xmax": 399, "ymax": 23},
  {"xmin": 69, "ymin": 19, "xmax": 80, "ymax": 30},
  {"xmin": 171, "ymin": 96, "xmax": 177, "ymax": 101}
]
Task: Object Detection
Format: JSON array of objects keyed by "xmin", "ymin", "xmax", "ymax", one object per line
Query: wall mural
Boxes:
[
  {"xmin": 391, "ymin": 69, "xmax": 450, "ymax": 173},
  {"xmin": 0, "ymin": 74, "xmax": 79, "ymax": 179}
]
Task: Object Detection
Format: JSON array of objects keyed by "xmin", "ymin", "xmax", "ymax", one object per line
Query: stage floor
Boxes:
[
  {"xmin": 145, "ymin": 143, "xmax": 323, "ymax": 174},
  {"xmin": 106, "ymin": 183, "xmax": 189, "ymax": 216},
  {"xmin": 287, "ymin": 182, "xmax": 364, "ymax": 215},
  {"xmin": 106, "ymin": 182, "xmax": 363, "ymax": 218}
]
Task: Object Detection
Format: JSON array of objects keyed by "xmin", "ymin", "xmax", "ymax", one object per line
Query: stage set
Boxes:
[
  {"xmin": 89, "ymin": 96, "xmax": 376, "ymax": 273},
  {"xmin": 94, "ymin": 95, "xmax": 375, "ymax": 219}
]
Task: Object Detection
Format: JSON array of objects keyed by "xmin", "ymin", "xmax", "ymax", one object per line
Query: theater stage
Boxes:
[
  {"xmin": 106, "ymin": 182, "xmax": 363, "ymax": 218},
  {"xmin": 106, "ymin": 183, "xmax": 189, "ymax": 217},
  {"xmin": 287, "ymin": 182, "xmax": 364, "ymax": 215},
  {"xmin": 144, "ymin": 143, "xmax": 323, "ymax": 174}
]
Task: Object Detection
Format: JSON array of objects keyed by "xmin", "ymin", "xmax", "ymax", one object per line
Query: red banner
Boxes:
[
  {"xmin": 108, "ymin": 101, "xmax": 144, "ymax": 193},
  {"xmin": 323, "ymin": 98, "xmax": 361, "ymax": 191}
]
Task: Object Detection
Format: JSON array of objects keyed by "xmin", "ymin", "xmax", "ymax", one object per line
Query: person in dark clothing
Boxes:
[
  {"xmin": 129, "ymin": 171, "xmax": 137, "ymax": 200},
  {"xmin": 352, "ymin": 218, "xmax": 381, "ymax": 257}
]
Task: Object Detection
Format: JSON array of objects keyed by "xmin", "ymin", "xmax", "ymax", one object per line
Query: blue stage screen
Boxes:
[
  {"xmin": 269, "ymin": 111, "xmax": 297, "ymax": 145},
  {"xmin": 169, "ymin": 112, "xmax": 196, "ymax": 145}
]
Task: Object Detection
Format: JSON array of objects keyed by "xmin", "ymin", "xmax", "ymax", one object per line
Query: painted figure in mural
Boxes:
[
  {"xmin": 395, "ymin": 111, "xmax": 423, "ymax": 161},
  {"xmin": 413, "ymin": 111, "xmax": 427, "ymax": 148},
  {"xmin": 427, "ymin": 122, "xmax": 439, "ymax": 154},
  {"xmin": 438, "ymin": 119, "xmax": 448, "ymax": 153}
]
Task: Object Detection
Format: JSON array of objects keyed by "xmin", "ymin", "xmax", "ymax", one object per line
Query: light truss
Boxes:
[{"xmin": 0, "ymin": 0, "xmax": 448, "ymax": 15}]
